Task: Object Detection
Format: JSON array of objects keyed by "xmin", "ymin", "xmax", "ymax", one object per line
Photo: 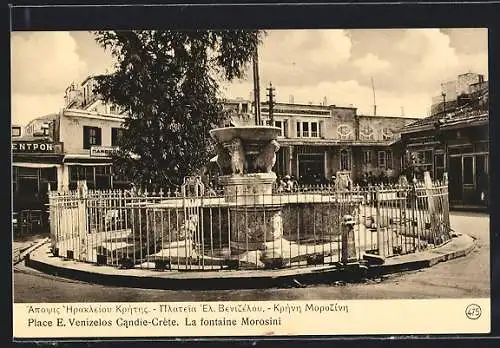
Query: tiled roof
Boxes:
[
  {"xmin": 28, "ymin": 113, "xmax": 58, "ymax": 124},
  {"xmin": 12, "ymin": 135, "xmax": 52, "ymax": 142},
  {"xmin": 402, "ymin": 109, "xmax": 488, "ymax": 133}
]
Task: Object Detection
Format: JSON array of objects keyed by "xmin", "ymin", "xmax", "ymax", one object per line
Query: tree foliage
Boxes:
[{"xmin": 93, "ymin": 30, "xmax": 264, "ymax": 189}]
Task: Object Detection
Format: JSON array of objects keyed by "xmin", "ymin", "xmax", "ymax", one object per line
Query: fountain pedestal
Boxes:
[
  {"xmin": 219, "ymin": 172, "xmax": 276, "ymax": 205},
  {"xmin": 229, "ymin": 205, "xmax": 283, "ymax": 253}
]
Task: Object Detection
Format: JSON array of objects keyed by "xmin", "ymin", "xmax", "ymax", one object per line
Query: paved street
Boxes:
[{"xmin": 13, "ymin": 212, "xmax": 489, "ymax": 302}]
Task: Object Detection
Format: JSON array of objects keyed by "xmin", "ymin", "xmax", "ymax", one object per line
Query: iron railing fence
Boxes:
[{"xmin": 48, "ymin": 179, "xmax": 451, "ymax": 271}]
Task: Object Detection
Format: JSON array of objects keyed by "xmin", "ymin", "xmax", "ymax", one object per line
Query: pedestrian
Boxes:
[
  {"xmin": 386, "ymin": 167, "xmax": 394, "ymax": 183},
  {"xmin": 283, "ymin": 175, "xmax": 292, "ymax": 192},
  {"xmin": 289, "ymin": 175, "xmax": 297, "ymax": 192},
  {"xmin": 478, "ymin": 171, "xmax": 488, "ymax": 205},
  {"xmin": 330, "ymin": 175, "xmax": 336, "ymax": 188}
]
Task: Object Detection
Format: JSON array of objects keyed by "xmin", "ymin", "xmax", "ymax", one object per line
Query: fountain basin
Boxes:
[{"xmin": 210, "ymin": 126, "xmax": 281, "ymax": 144}]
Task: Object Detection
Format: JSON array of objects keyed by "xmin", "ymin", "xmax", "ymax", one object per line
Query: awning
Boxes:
[
  {"xmin": 13, "ymin": 162, "xmax": 61, "ymax": 169},
  {"xmin": 64, "ymin": 154, "xmax": 112, "ymax": 166},
  {"xmin": 65, "ymin": 162, "xmax": 112, "ymax": 166}
]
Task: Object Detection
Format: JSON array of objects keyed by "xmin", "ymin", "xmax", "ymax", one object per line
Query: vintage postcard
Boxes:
[{"xmin": 11, "ymin": 24, "xmax": 490, "ymax": 339}]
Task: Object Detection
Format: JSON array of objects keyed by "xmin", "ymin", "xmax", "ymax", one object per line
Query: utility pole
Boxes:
[
  {"xmin": 266, "ymin": 82, "xmax": 276, "ymax": 125},
  {"xmin": 441, "ymin": 92, "xmax": 446, "ymax": 115},
  {"xmin": 252, "ymin": 44, "xmax": 262, "ymax": 126},
  {"xmin": 371, "ymin": 77, "xmax": 377, "ymax": 116}
]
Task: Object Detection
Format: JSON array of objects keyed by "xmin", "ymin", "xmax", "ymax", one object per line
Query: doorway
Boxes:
[
  {"xmin": 448, "ymin": 154, "xmax": 489, "ymax": 205},
  {"xmin": 475, "ymin": 154, "xmax": 488, "ymax": 205},
  {"xmin": 448, "ymin": 157, "xmax": 462, "ymax": 202},
  {"xmin": 298, "ymin": 153, "xmax": 325, "ymax": 184}
]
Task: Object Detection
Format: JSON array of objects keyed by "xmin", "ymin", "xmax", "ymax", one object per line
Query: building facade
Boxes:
[
  {"xmin": 12, "ymin": 77, "xmax": 127, "ymax": 217},
  {"xmin": 431, "ymin": 72, "xmax": 486, "ymax": 116},
  {"xmin": 401, "ymin": 74, "xmax": 489, "ymax": 207},
  {"xmin": 228, "ymin": 100, "xmax": 420, "ymax": 184}
]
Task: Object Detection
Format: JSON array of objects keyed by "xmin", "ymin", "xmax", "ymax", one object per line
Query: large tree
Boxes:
[{"xmin": 93, "ymin": 30, "xmax": 263, "ymax": 189}]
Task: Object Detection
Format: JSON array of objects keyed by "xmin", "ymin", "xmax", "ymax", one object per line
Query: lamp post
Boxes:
[
  {"xmin": 252, "ymin": 42, "xmax": 261, "ymax": 126},
  {"xmin": 441, "ymin": 92, "xmax": 446, "ymax": 115},
  {"xmin": 266, "ymin": 82, "xmax": 275, "ymax": 125}
]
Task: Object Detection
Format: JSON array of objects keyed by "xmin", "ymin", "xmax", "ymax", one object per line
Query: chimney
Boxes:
[
  {"xmin": 289, "ymin": 95, "xmax": 294, "ymax": 104},
  {"xmin": 323, "ymin": 96, "xmax": 327, "ymax": 106}
]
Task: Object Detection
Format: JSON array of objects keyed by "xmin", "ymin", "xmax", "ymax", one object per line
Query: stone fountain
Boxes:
[{"xmin": 210, "ymin": 125, "xmax": 286, "ymax": 266}]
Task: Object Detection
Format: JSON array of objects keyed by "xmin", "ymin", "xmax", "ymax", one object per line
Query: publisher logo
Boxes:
[{"xmin": 465, "ymin": 304, "xmax": 482, "ymax": 320}]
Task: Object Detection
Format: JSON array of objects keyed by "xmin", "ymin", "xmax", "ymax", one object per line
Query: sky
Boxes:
[{"xmin": 11, "ymin": 29, "xmax": 488, "ymax": 126}]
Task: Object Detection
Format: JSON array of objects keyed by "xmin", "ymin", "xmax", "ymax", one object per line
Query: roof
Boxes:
[
  {"xmin": 26, "ymin": 113, "xmax": 58, "ymax": 125},
  {"xmin": 12, "ymin": 135, "xmax": 52, "ymax": 142},
  {"xmin": 357, "ymin": 114, "xmax": 421, "ymax": 121},
  {"xmin": 401, "ymin": 109, "xmax": 488, "ymax": 134}
]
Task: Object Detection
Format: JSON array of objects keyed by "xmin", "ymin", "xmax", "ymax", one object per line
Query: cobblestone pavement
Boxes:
[{"xmin": 13, "ymin": 212, "xmax": 489, "ymax": 302}]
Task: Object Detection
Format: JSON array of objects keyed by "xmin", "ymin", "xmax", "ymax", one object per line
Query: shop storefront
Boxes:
[
  {"xmin": 401, "ymin": 111, "xmax": 489, "ymax": 207},
  {"xmin": 12, "ymin": 140, "xmax": 64, "ymax": 232}
]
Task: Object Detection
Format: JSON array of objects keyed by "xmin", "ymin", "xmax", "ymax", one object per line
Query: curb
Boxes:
[
  {"xmin": 25, "ymin": 235, "xmax": 476, "ymax": 290},
  {"xmin": 13, "ymin": 238, "xmax": 50, "ymax": 265},
  {"xmin": 367, "ymin": 239, "xmax": 477, "ymax": 277}
]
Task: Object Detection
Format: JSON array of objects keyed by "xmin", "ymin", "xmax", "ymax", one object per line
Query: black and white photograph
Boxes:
[{"xmin": 11, "ymin": 25, "xmax": 491, "ymax": 337}]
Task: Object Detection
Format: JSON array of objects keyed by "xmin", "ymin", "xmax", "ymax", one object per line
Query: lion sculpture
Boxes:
[
  {"xmin": 215, "ymin": 143, "xmax": 232, "ymax": 175},
  {"xmin": 227, "ymin": 138, "xmax": 247, "ymax": 175},
  {"xmin": 254, "ymin": 140, "xmax": 280, "ymax": 173}
]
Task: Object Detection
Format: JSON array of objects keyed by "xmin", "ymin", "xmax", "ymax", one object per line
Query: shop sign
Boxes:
[
  {"xmin": 12, "ymin": 141, "xmax": 62, "ymax": 154},
  {"xmin": 90, "ymin": 146, "xmax": 119, "ymax": 157}
]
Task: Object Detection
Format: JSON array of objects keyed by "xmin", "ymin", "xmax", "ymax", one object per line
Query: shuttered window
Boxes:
[
  {"xmin": 111, "ymin": 127, "xmax": 124, "ymax": 146},
  {"xmin": 83, "ymin": 126, "xmax": 101, "ymax": 149}
]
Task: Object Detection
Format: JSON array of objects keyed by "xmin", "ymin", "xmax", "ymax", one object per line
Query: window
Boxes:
[
  {"xmin": 69, "ymin": 165, "xmax": 112, "ymax": 190},
  {"xmin": 95, "ymin": 165, "xmax": 112, "ymax": 189},
  {"xmin": 363, "ymin": 150, "xmax": 372, "ymax": 164},
  {"xmin": 83, "ymin": 126, "xmax": 101, "ymax": 149},
  {"xmin": 17, "ymin": 167, "xmax": 39, "ymax": 196},
  {"xmin": 302, "ymin": 122, "xmax": 309, "ymax": 137},
  {"xmin": 340, "ymin": 149, "xmax": 351, "ymax": 171},
  {"xmin": 40, "ymin": 168, "xmax": 57, "ymax": 194},
  {"xmin": 274, "ymin": 121, "xmax": 283, "ymax": 137},
  {"xmin": 434, "ymin": 154, "xmax": 444, "ymax": 167},
  {"xmin": 378, "ymin": 151, "xmax": 386, "ymax": 169},
  {"xmin": 111, "ymin": 127, "xmax": 124, "ymax": 146},
  {"xmin": 386, "ymin": 150, "xmax": 393, "ymax": 169},
  {"xmin": 110, "ymin": 105, "xmax": 117, "ymax": 113},
  {"xmin": 11, "ymin": 127, "xmax": 21, "ymax": 137},
  {"xmin": 311, "ymin": 122, "xmax": 318, "ymax": 137},
  {"xmin": 241, "ymin": 103, "xmax": 248, "ymax": 113},
  {"xmin": 463, "ymin": 157, "xmax": 473, "ymax": 185},
  {"xmin": 296, "ymin": 121, "xmax": 320, "ymax": 138},
  {"xmin": 423, "ymin": 150, "xmax": 432, "ymax": 164},
  {"xmin": 15, "ymin": 167, "xmax": 57, "ymax": 198},
  {"xmin": 434, "ymin": 153, "xmax": 445, "ymax": 180}
]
